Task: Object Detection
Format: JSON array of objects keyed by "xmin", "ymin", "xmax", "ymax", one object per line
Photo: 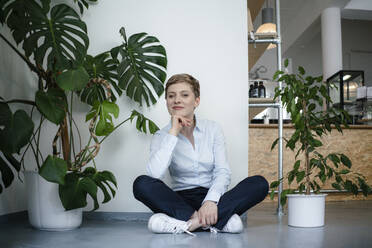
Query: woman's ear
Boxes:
[{"xmin": 194, "ymin": 97, "xmax": 200, "ymax": 108}]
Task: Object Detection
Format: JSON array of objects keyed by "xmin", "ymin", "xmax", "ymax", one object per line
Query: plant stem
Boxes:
[
  {"xmin": 99, "ymin": 117, "xmax": 131, "ymax": 144},
  {"xmin": 302, "ymin": 98, "xmax": 311, "ymax": 195}
]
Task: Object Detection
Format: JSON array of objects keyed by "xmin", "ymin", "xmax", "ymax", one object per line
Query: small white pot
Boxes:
[
  {"xmin": 287, "ymin": 194, "xmax": 327, "ymax": 227},
  {"xmin": 24, "ymin": 171, "xmax": 82, "ymax": 231}
]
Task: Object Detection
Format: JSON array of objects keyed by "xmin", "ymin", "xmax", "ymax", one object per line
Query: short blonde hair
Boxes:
[{"xmin": 165, "ymin": 73, "xmax": 200, "ymax": 98}]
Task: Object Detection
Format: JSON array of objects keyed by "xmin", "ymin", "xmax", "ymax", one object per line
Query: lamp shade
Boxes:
[{"xmin": 256, "ymin": 7, "xmax": 276, "ymax": 34}]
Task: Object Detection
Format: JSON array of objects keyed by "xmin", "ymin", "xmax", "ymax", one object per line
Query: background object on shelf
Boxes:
[
  {"xmin": 357, "ymin": 86, "xmax": 367, "ymax": 99},
  {"xmin": 249, "ymin": 84, "xmax": 254, "ymax": 97},
  {"xmin": 327, "ymin": 70, "xmax": 364, "ymax": 110},
  {"xmin": 252, "ymin": 81, "xmax": 259, "ymax": 98},
  {"xmin": 368, "ymin": 87, "xmax": 372, "ymax": 98},
  {"xmin": 256, "ymin": 0, "xmax": 276, "ymax": 35},
  {"xmin": 258, "ymin": 81, "xmax": 266, "ymax": 98}
]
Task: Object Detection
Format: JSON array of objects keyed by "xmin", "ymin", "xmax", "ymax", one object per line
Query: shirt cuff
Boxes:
[{"xmin": 202, "ymin": 190, "xmax": 221, "ymax": 205}]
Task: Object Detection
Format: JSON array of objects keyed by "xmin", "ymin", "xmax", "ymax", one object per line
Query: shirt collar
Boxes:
[{"xmin": 194, "ymin": 115, "xmax": 203, "ymax": 133}]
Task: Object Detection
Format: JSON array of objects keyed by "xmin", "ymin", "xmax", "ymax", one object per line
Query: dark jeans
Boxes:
[{"xmin": 133, "ymin": 175, "xmax": 269, "ymax": 230}]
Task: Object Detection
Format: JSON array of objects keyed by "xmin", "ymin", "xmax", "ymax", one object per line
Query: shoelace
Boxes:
[
  {"xmin": 202, "ymin": 225, "xmax": 219, "ymax": 234},
  {"xmin": 209, "ymin": 226, "xmax": 219, "ymax": 234},
  {"xmin": 163, "ymin": 219, "xmax": 196, "ymax": 236}
]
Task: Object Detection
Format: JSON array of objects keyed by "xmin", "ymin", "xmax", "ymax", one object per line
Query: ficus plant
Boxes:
[
  {"xmin": 269, "ymin": 59, "xmax": 371, "ymax": 206},
  {"xmin": 0, "ymin": 0, "xmax": 166, "ymax": 210}
]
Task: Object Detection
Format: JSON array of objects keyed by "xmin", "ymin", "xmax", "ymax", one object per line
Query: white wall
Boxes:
[{"xmin": 0, "ymin": 0, "xmax": 248, "ymax": 214}]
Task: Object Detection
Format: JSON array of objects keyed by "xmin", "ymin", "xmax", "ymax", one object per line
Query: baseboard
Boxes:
[
  {"xmin": 0, "ymin": 211, "xmax": 247, "ymax": 223},
  {"xmin": 83, "ymin": 212, "xmax": 153, "ymax": 222},
  {"xmin": 0, "ymin": 211, "xmax": 28, "ymax": 224}
]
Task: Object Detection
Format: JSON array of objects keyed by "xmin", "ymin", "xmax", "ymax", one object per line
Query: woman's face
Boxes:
[{"xmin": 166, "ymin": 82, "xmax": 200, "ymax": 119}]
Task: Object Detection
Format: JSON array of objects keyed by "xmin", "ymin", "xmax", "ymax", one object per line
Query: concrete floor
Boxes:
[{"xmin": 1, "ymin": 201, "xmax": 372, "ymax": 248}]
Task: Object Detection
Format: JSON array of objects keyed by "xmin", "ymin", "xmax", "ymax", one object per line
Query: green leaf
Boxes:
[
  {"xmin": 102, "ymin": 101, "xmax": 119, "ymax": 119},
  {"xmin": 271, "ymin": 138, "xmax": 279, "ymax": 151},
  {"xmin": 3, "ymin": 153, "xmax": 21, "ymax": 171},
  {"xmin": 59, "ymin": 173, "xmax": 87, "ymax": 210},
  {"xmin": 357, "ymin": 177, "xmax": 371, "ymax": 197},
  {"xmin": 130, "ymin": 110, "xmax": 159, "ymax": 134},
  {"xmin": 280, "ymin": 189, "xmax": 294, "ymax": 206},
  {"xmin": 100, "ymin": 170, "xmax": 117, "ymax": 187},
  {"xmin": 80, "ymin": 52, "xmax": 121, "ymax": 105},
  {"xmin": 0, "ymin": 103, "xmax": 12, "ymax": 127},
  {"xmin": 284, "ymin": 59, "xmax": 289, "ymax": 68},
  {"xmin": 21, "ymin": 3, "xmax": 89, "ymax": 71},
  {"xmin": 298, "ymin": 66, "xmax": 305, "ymax": 75},
  {"xmin": 2, "ymin": 1, "xmax": 88, "ymax": 70},
  {"xmin": 340, "ymin": 154, "xmax": 351, "ymax": 168},
  {"xmin": 332, "ymin": 183, "xmax": 342, "ymax": 191},
  {"xmin": 113, "ymin": 27, "xmax": 167, "ymax": 107},
  {"xmin": 95, "ymin": 116, "xmax": 114, "ymax": 136},
  {"xmin": 270, "ymin": 190, "xmax": 275, "ymax": 200},
  {"xmin": 308, "ymin": 103, "xmax": 316, "ymax": 112},
  {"xmin": 79, "ymin": 177, "xmax": 99, "ymax": 210},
  {"xmin": 35, "ymin": 88, "xmax": 67, "ymax": 125},
  {"xmin": 344, "ymin": 180, "xmax": 353, "ymax": 191},
  {"xmin": 288, "ymin": 172, "xmax": 295, "ymax": 185},
  {"xmin": 296, "ymin": 171, "xmax": 305, "ymax": 183},
  {"xmin": 72, "ymin": 0, "xmax": 97, "ymax": 14},
  {"xmin": 39, "ymin": 155, "xmax": 67, "ymax": 185},
  {"xmin": 56, "ymin": 66, "xmax": 89, "ymax": 91},
  {"xmin": 273, "ymin": 70, "xmax": 284, "ymax": 80},
  {"xmin": 351, "ymin": 183, "xmax": 359, "ymax": 195},
  {"xmin": 270, "ymin": 181, "xmax": 280, "ymax": 189},
  {"xmin": 339, "ymin": 169, "xmax": 350, "ymax": 174},
  {"xmin": 328, "ymin": 154, "xmax": 340, "ymax": 168},
  {"xmin": 294, "ymin": 160, "xmax": 300, "ymax": 171},
  {"xmin": 0, "ymin": 155, "xmax": 14, "ymax": 188},
  {"xmin": 0, "ymin": 110, "xmax": 34, "ymax": 154},
  {"xmin": 313, "ymin": 139, "xmax": 322, "ymax": 147}
]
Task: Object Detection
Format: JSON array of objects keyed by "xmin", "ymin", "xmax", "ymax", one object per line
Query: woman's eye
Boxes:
[
  {"xmin": 168, "ymin": 95, "xmax": 174, "ymax": 98},
  {"xmin": 183, "ymin": 94, "xmax": 189, "ymax": 97}
]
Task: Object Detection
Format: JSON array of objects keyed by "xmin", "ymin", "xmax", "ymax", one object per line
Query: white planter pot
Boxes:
[
  {"xmin": 287, "ymin": 194, "xmax": 327, "ymax": 227},
  {"xmin": 24, "ymin": 171, "xmax": 82, "ymax": 231}
]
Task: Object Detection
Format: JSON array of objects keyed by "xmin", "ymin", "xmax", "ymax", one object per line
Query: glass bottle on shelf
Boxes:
[
  {"xmin": 258, "ymin": 81, "xmax": 266, "ymax": 98},
  {"xmin": 249, "ymin": 84, "xmax": 253, "ymax": 98},
  {"xmin": 252, "ymin": 81, "xmax": 259, "ymax": 98}
]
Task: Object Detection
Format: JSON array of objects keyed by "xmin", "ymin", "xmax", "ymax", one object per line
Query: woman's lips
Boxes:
[{"xmin": 172, "ymin": 106, "xmax": 184, "ymax": 110}]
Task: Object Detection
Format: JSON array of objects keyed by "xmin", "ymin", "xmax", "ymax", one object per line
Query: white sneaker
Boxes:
[
  {"xmin": 148, "ymin": 213, "xmax": 196, "ymax": 236},
  {"xmin": 221, "ymin": 214, "xmax": 243, "ymax": 233},
  {"xmin": 204, "ymin": 214, "xmax": 244, "ymax": 234}
]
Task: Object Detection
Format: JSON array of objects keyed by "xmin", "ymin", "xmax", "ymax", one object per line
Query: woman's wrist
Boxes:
[{"xmin": 168, "ymin": 128, "xmax": 180, "ymax": 136}]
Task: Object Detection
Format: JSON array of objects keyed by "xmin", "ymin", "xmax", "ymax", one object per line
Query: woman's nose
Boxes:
[{"xmin": 174, "ymin": 95, "xmax": 181, "ymax": 103}]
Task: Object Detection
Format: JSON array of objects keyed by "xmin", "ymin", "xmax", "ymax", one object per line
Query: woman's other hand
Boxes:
[
  {"xmin": 198, "ymin": 201, "xmax": 218, "ymax": 227},
  {"xmin": 168, "ymin": 115, "xmax": 192, "ymax": 136}
]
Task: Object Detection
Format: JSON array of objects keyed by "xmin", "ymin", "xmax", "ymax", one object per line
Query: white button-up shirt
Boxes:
[{"xmin": 146, "ymin": 118, "xmax": 231, "ymax": 204}]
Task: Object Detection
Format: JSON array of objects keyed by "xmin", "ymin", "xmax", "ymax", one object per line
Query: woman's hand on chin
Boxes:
[{"xmin": 168, "ymin": 115, "xmax": 192, "ymax": 136}]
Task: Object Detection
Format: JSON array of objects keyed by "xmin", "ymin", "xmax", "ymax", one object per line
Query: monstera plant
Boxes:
[{"xmin": 0, "ymin": 0, "xmax": 166, "ymax": 210}]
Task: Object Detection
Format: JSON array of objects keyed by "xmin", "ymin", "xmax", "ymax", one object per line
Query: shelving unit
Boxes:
[{"xmin": 247, "ymin": 0, "xmax": 284, "ymax": 216}]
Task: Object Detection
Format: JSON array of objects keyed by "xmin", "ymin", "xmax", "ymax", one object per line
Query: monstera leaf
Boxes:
[
  {"xmin": 72, "ymin": 0, "xmax": 97, "ymax": 14},
  {"xmin": 111, "ymin": 27, "xmax": 167, "ymax": 107},
  {"xmin": 81, "ymin": 52, "xmax": 122, "ymax": 105},
  {"xmin": 130, "ymin": 110, "xmax": 159, "ymax": 134},
  {"xmin": 1, "ymin": 0, "xmax": 89, "ymax": 71},
  {"xmin": 0, "ymin": 108, "xmax": 34, "ymax": 154}
]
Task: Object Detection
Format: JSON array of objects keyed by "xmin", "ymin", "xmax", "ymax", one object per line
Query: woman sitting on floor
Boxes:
[{"xmin": 133, "ymin": 73, "xmax": 268, "ymax": 235}]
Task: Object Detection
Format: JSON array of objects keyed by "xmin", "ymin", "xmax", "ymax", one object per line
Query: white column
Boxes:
[{"xmin": 321, "ymin": 7, "xmax": 343, "ymax": 81}]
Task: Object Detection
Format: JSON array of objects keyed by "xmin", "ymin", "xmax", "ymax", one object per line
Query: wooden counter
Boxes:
[{"xmin": 249, "ymin": 124, "xmax": 372, "ymax": 201}]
